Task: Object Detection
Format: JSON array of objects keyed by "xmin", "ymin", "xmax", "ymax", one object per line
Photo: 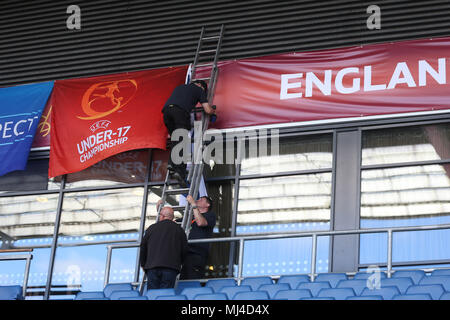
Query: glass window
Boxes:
[
  {"xmin": 59, "ymin": 188, "xmax": 144, "ymax": 240},
  {"xmin": 237, "ymin": 173, "xmax": 332, "ymax": 235},
  {"xmin": 240, "ymin": 133, "xmax": 333, "ymax": 176},
  {"xmin": 362, "ymin": 123, "xmax": 450, "ymax": 166}
]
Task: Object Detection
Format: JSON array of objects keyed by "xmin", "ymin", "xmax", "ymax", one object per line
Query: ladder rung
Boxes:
[
  {"xmin": 202, "ymin": 36, "xmax": 220, "ymax": 41},
  {"xmin": 195, "ymin": 62, "xmax": 214, "ymax": 67},
  {"xmin": 199, "ymin": 49, "xmax": 216, "ymax": 54},
  {"xmin": 171, "ymin": 205, "xmax": 187, "ymax": 212},
  {"xmin": 165, "ymin": 188, "xmax": 190, "ymax": 195},
  {"xmin": 192, "ymin": 77, "xmax": 210, "ymax": 81}
]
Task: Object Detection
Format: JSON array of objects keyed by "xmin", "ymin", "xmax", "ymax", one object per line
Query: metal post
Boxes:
[
  {"xmin": 387, "ymin": 229, "xmax": 393, "ymax": 278},
  {"xmin": 104, "ymin": 246, "xmax": 113, "ymax": 288},
  {"xmin": 237, "ymin": 238, "xmax": 244, "ymax": 285},
  {"xmin": 22, "ymin": 254, "xmax": 32, "ymax": 298},
  {"xmin": 44, "ymin": 175, "xmax": 66, "ymax": 300},
  {"xmin": 311, "ymin": 234, "xmax": 317, "ymax": 281}
]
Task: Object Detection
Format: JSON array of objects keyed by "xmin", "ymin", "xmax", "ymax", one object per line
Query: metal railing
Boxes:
[
  {"xmin": 104, "ymin": 223, "xmax": 450, "ymax": 286},
  {"xmin": 0, "ymin": 248, "xmax": 33, "ymax": 297}
]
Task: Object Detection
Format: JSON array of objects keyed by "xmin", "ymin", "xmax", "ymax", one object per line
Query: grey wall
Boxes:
[{"xmin": 1, "ymin": 0, "xmax": 450, "ymax": 86}]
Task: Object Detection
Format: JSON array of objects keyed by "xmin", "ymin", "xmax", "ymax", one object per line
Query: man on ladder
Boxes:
[{"xmin": 162, "ymin": 79, "xmax": 216, "ymax": 187}]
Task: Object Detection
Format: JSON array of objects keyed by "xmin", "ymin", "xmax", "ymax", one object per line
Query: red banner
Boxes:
[
  {"xmin": 49, "ymin": 66, "xmax": 188, "ymax": 177},
  {"xmin": 199, "ymin": 36, "xmax": 450, "ymax": 129}
]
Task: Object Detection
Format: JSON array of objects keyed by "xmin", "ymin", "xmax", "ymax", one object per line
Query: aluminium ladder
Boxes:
[
  {"xmin": 138, "ymin": 24, "xmax": 224, "ymax": 294},
  {"xmin": 155, "ymin": 24, "xmax": 224, "ymax": 237}
]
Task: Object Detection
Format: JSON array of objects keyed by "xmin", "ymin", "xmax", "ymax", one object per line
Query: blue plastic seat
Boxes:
[
  {"xmin": 103, "ymin": 283, "xmax": 133, "ymax": 297},
  {"xmin": 175, "ymin": 280, "xmax": 202, "ymax": 294},
  {"xmin": 240, "ymin": 276, "xmax": 273, "ymax": 291},
  {"xmin": 393, "ymin": 294, "xmax": 432, "ymax": 300},
  {"xmin": 406, "ymin": 284, "xmax": 445, "ymax": 300},
  {"xmin": 119, "ymin": 296, "xmax": 148, "ymax": 300},
  {"xmin": 419, "ymin": 275, "xmax": 450, "ymax": 291},
  {"xmin": 233, "ymin": 291, "xmax": 270, "ymax": 300},
  {"xmin": 75, "ymin": 291, "xmax": 105, "ymax": 300},
  {"xmin": 440, "ymin": 292, "xmax": 450, "ymax": 300},
  {"xmin": 297, "ymin": 281, "xmax": 331, "ymax": 296},
  {"xmin": 277, "ymin": 275, "xmax": 310, "ymax": 289},
  {"xmin": 392, "ymin": 270, "xmax": 425, "ymax": 285},
  {"xmin": 0, "ymin": 286, "xmax": 23, "ymax": 300},
  {"xmin": 146, "ymin": 288, "xmax": 177, "ymax": 300},
  {"xmin": 347, "ymin": 295, "xmax": 383, "ymax": 300},
  {"xmin": 205, "ymin": 279, "xmax": 237, "ymax": 292},
  {"xmin": 353, "ymin": 271, "xmax": 387, "ymax": 280},
  {"xmin": 109, "ymin": 290, "xmax": 140, "ymax": 300},
  {"xmin": 273, "ymin": 289, "xmax": 312, "ymax": 300},
  {"xmin": 84, "ymin": 297, "xmax": 110, "ymax": 300},
  {"xmin": 194, "ymin": 293, "xmax": 228, "ymax": 300},
  {"xmin": 181, "ymin": 287, "xmax": 214, "ymax": 300},
  {"xmin": 360, "ymin": 286, "xmax": 400, "ymax": 300},
  {"xmin": 431, "ymin": 269, "xmax": 450, "ymax": 277},
  {"xmin": 156, "ymin": 294, "xmax": 188, "ymax": 300},
  {"xmin": 315, "ymin": 273, "xmax": 348, "ymax": 288},
  {"xmin": 336, "ymin": 279, "xmax": 369, "ymax": 295},
  {"xmin": 258, "ymin": 283, "xmax": 290, "ymax": 299},
  {"xmin": 380, "ymin": 277, "xmax": 413, "ymax": 294},
  {"xmin": 219, "ymin": 285, "xmax": 252, "ymax": 300},
  {"xmin": 317, "ymin": 288, "xmax": 355, "ymax": 300},
  {"xmin": 301, "ymin": 297, "xmax": 335, "ymax": 300}
]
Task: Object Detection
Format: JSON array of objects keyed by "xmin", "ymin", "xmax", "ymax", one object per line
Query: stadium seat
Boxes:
[
  {"xmin": 258, "ymin": 283, "xmax": 290, "ymax": 299},
  {"xmin": 156, "ymin": 295, "xmax": 188, "ymax": 300},
  {"xmin": 347, "ymin": 296, "xmax": 383, "ymax": 300},
  {"xmin": 406, "ymin": 284, "xmax": 445, "ymax": 300},
  {"xmin": 219, "ymin": 285, "xmax": 252, "ymax": 300},
  {"xmin": 205, "ymin": 279, "xmax": 237, "ymax": 292},
  {"xmin": 175, "ymin": 280, "xmax": 202, "ymax": 294},
  {"xmin": 336, "ymin": 279, "xmax": 369, "ymax": 295},
  {"xmin": 233, "ymin": 291, "xmax": 270, "ymax": 300},
  {"xmin": 74, "ymin": 291, "xmax": 105, "ymax": 300},
  {"xmin": 277, "ymin": 275, "xmax": 310, "ymax": 289},
  {"xmin": 301, "ymin": 297, "xmax": 335, "ymax": 300},
  {"xmin": 297, "ymin": 281, "xmax": 331, "ymax": 296},
  {"xmin": 84, "ymin": 298, "xmax": 110, "ymax": 300},
  {"xmin": 240, "ymin": 276, "xmax": 273, "ymax": 291},
  {"xmin": 380, "ymin": 277, "xmax": 414, "ymax": 294},
  {"xmin": 392, "ymin": 270, "xmax": 426, "ymax": 285},
  {"xmin": 119, "ymin": 296, "xmax": 148, "ymax": 300},
  {"xmin": 103, "ymin": 283, "xmax": 133, "ymax": 297},
  {"xmin": 393, "ymin": 294, "xmax": 432, "ymax": 300},
  {"xmin": 317, "ymin": 288, "xmax": 356, "ymax": 300},
  {"xmin": 315, "ymin": 273, "xmax": 348, "ymax": 288},
  {"xmin": 273, "ymin": 289, "xmax": 312, "ymax": 300},
  {"xmin": 353, "ymin": 271, "xmax": 387, "ymax": 280},
  {"xmin": 180, "ymin": 287, "xmax": 214, "ymax": 300},
  {"xmin": 440, "ymin": 292, "xmax": 450, "ymax": 300},
  {"xmin": 360, "ymin": 286, "xmax": 400, "ymax": 300},
  {"xmin": 0, "ymin": 286, "xmax": 23, "ymax": 300},
  {"xmin": 108, "ymin": 290, "xmax": 140, "ymax": 300},
  {"xmin": 146, "ymin": 288, "xmax": 177, "ymax": 300},
  {"xmin": 194, "ymin": 293, "xmax": 228, "ymax": 300},
  {"xmin": 419, "ymin": 275, "xmax": 450, "ymax": 291},
  {"xmin": 431, "ymin": 269, "xmax": 450, "ymax": 277}
]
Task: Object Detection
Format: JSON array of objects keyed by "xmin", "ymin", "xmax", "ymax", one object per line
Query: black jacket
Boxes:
[{"xmin": 139, "ymin": 219, "xmax": 188, "ymax": 272}]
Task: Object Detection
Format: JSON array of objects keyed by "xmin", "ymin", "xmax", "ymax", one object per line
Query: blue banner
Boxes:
[{"xmin": 0, "ymin": 82, "xmax": 53, "ymax": 176}]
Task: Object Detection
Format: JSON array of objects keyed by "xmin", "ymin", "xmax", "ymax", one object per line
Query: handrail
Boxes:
[
  {"xmin": 0, "ymin": 249, "xmax": 33, "ymax": 297},
  {"xmin": 104, "ymin": 223, "xmax": 450, "ymax": 286}
]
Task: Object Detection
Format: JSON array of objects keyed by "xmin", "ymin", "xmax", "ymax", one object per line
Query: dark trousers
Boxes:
[
  {"xmin": 146, "ymin": 267, "xmax": 178, "ymax": 290},
  {"xmin": 180, "ymin": 253, "xmax": 207, "ymax": 280},
  {"xmin": 163, "ymin": 105, "xmax": 191, "ymax": 178}
]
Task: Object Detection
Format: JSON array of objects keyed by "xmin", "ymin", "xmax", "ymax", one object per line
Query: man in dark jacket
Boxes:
[
  {"xmin": 162, "ymin": 80, "xmax": 215, "ymax": 186},
  {"xmin": 139, "ymin": 206, "xmax": 188, "ymax": 289}
]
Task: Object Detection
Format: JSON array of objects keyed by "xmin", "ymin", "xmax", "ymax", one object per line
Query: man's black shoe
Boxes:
[{"xmin": 171, "ymin": 171, "xmax": 188, "ymax": 188}]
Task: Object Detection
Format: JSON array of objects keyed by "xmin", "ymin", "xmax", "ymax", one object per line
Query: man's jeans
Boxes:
[{"xmin": 146, "ymin": 267, "xmax": 178, "ymax": 290}]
